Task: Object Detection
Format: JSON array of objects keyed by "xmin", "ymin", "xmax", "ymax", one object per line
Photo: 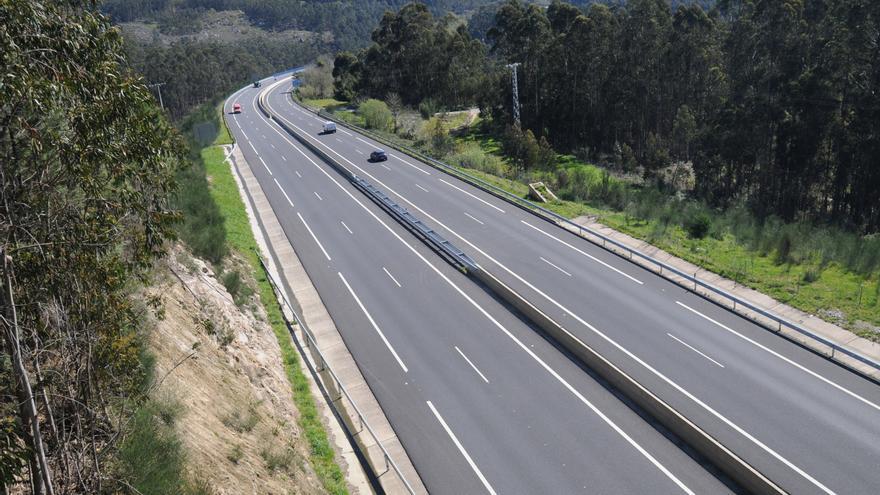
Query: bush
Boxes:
[
  {"xmin": 359, "ymin": 99, "xmax": 393, "ymax": 132},
  {"xmin": 419, "ymin": 98, "xmax": 440, "ymax": 119},
  {"xmin": 445, "ymin": 144, "xmax": 505, "ymax": 176},
  {"xmin": 502, "ymin": 125, "xmax": 555, "ymax": 172},
  {"xmin": 221, "ymin": 269, "xmax": 253, "ymax": 306},
  {"xmin": 685, "ymin": 211, "xmax": 712, "ymax": 239}
]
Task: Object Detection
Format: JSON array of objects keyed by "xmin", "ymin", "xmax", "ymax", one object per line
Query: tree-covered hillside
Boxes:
[
  {"xmin": 102, "ymin": 0, "xmax": 494, "ymax": 49},
  {"xmin": 338, "ymin": 0, "xmax": 880, "ymax": 232}
]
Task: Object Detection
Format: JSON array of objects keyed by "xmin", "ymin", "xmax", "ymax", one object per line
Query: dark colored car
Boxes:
[
  {"xmin": 370, "ymin": 149, "xmax": 388, "ymax": 162},
  {"xmin": 253, "ymin": 81, "xmax": 261, "ymax": 88}
]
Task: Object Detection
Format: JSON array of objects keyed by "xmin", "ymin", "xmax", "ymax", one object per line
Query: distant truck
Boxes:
[
  {"xmin": 322, "ymin": 121, "xmax": 337, "ymax": 134},
  {"xmin": 232, "ymin": 103, "xmax": 242, "ymax": 114}
]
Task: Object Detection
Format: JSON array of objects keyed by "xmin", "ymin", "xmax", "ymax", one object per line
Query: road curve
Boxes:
[
  {"xmin": 258, "ymin": 78, "xmax": 880, "ymax": 495},
  {"xmin": 224, "ymin": 79, "xmax": 732, "ymax": 494}
]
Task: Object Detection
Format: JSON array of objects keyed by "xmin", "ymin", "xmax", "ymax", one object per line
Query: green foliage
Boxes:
[
  {"xmin": 298, "ymin": 56, "xmax": 335, "ymax": 100},
  {"xmin": 685, "ymin": 212, "xmax": 712, "ymax": 239},
  {"xmin": 124, "ymin": 36, "xmax": 320, "ymax": 119},
  {"xmin": 175, "ymin": 101, "xmax": 229, "ymax": 264},
  {"xmin": 336, "ymin": 3, "xmax": 487, "ymax": 106},
  {"xmin": 117, "ymin": 397, "xmax": 212, "ymax": 495},
  {"xmin": 221, "ymin": 269, "xmax": 254, "ymax": 307},
  {"xmin": 1, "ymin": 0, "xmax": 187, "ymax": 490},
  {"xmin": 446, "ymin": 144, "xmax": 506, "ymax": 176},
  {"xmin": 359, "ymin": 98, "xmax": 393, "ymax": 132},
  {"xmin": 502, "ymin": 125, "xmax": 556, "ymax": 172}
]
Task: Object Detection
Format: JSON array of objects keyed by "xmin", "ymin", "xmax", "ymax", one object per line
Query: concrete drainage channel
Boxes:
[{"xmin": 257, "ymin": 84, "xmax": 787, "ymax": 494}]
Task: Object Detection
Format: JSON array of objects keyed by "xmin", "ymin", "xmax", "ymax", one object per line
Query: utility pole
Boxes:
[
  {"xmin": 506, "ymin": 63, "xmax": 521, "ymax": 128},
  {"xmin": 149, "ymin": 82, "xmax": 166, "ymax": 111}
]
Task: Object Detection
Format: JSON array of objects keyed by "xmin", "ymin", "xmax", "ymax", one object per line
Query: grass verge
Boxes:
[
  {"xmin": 317, "ymin": 98, "xmax": 879, "ymax": 340},
  {"xmin": 202, "ymin": 145, "xmax": 348, "ymax": 494}
]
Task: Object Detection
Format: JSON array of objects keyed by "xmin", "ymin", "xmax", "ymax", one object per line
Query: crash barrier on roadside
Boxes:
[
  {"xmin": 257, "ymin": 254, "xmax": 418, "ymax": 495},
  {"xmin": 296, "ymin": 99, "xmax": 880, "ymax": 381}
]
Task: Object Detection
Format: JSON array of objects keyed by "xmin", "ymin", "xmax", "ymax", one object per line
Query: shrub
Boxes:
[
  {"xmin": 502, "ymin": 125, "xmax": 556, "ymax": 172},
  {"xmin": 445, "ymin": 144, "xmax": 505, "ymax": 176},
  {"xmin": 685, "ymin": 211, "xmax": 712, "ymax": 239},
  {"xmin": 802, "ymin": 268, "xmax": 821, "ymax": 283},
  {"xmin": 419, "ymin": 98, "xmax": 440, "ymax": 119},
  {"xmin": 117, "ymin": 399, "xmax": 189, "ymax": 495},
  {"xmin": 359, "ymin": 99, "xmax": 393, "ymax": 131},
  {"xmin": 221, "ymin": 270, "xmax": 253, "ymax": 306}
]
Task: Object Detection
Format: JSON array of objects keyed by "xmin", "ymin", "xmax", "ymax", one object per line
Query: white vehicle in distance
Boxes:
[{"xmin": 321, "ymin": 121, "xmax": 336, "ymax": 134}]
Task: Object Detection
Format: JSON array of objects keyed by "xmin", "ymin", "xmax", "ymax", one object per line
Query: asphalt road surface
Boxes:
[{"xmin": 224, "ymin": 80, "xmax": 732, "ymax": 494}]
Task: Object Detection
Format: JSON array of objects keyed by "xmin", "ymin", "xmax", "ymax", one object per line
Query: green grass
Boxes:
[
  {"xmin": 202, "ymin": 146, "xmax": 348, "ymax": 494},
  {"xmin": 117, "ymin": 397, "xmax": 212, "ymax": 495},
  {"xmin": 303, "ymin": 98, "xmax": 347, "ymax": 111},
  {"xmin": 322, "ymin": 98, "xmax": 879, "ymax": 340},
  {"xmin": 213, "ymin": 102, "xmax": 233, "ymax": 146}
]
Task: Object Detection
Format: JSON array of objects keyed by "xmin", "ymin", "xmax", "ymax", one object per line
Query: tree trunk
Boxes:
[{"xmin": 1, "ymin": 251, "xmax": 55, "ymax": 495}]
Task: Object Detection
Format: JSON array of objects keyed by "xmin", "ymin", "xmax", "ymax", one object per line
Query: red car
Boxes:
[{"xmin": 232, "ymin": 103, "xmax": 242, "ymax": 114}]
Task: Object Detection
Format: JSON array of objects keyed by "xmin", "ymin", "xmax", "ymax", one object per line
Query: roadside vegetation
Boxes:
[
  {"xmin": 300, "ymin": 0, "xmax": 880, "ymax": 340},
  {"xmin": 1, "ymin": 1, "xmax": 193, "ymax": 492},
  {"xmin": 198, "ymin": 111, "xmax": 348, "ymax": 494}
]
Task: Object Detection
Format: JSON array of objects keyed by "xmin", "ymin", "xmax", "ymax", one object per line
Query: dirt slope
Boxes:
[{"xmin": 146, "ymin": 244, "xmax": 326, "ymax": 494}]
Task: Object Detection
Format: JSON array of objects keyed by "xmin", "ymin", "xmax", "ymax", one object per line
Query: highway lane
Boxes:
[
  {"xmin": 224, "ymin": 82, "xmax": 731, "ymax": 494},
  {"xmin": 262, "ymin": 81, "xmax": 880, "ymax": 494}
]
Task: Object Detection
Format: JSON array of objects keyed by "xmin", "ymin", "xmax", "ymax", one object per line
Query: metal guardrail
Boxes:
[
  {"xmin": 260, "ymin": 86, "xmax": 476, "ymax": 274},
  {"xmin": 303, "ymin": 103, "xmax": 880, "ymax": 375},
  {"xmin": 352, "ymin": 176, "xmax": 478, "ymax": 273},
  {"xmin": 257, "ymin": 253, "xmax": 417, "ymax": 495}
]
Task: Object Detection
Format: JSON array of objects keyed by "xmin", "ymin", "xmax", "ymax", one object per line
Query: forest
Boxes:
[
  {"xmin": 334, "ymin": 0, "xmax": 880, "ymax": 233},
  {"xmin": 123, "ymin": 36, "xmax": 321, "ymax": 119},
  {"xmin": 102, "ymin": 0, "xmax": 493, "ymax": 49}
]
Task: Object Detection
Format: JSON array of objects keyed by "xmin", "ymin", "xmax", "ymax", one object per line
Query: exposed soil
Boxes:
[{"xmin": 146, "ymin": 244, "xmax": 326, "ymax": 494}]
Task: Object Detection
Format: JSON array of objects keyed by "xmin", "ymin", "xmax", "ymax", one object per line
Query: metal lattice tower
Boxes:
[{"xmin": 506, "ymin": 63, "xmax": 521, "ymax": 128}]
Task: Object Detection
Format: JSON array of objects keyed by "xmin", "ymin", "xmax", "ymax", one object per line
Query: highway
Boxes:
[
  {"xmin": 247, "ymin": 77, "xmax": 880, "ymax": 495},
  {"xmin": 223, "ymin": 80, "xmax": 734, "ymax": 494}
]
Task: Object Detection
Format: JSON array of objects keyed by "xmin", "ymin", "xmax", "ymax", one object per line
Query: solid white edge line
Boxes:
[
  {"xmin": 340, "ymin": 221, "xmax": 353, "ymax": 235},
  {"xmin": 539, "ymin": 256, "xmax": 572, "ymax": 277},
  {"xmin": 258, "ymin": 155, "xmax": 273, "ymax": 175},
  {"xmin": 521, "ymin": 220, "xmax": 643, "ymax": 285},
  {"xmin": 296, "ymin": 211, "xmax": 331, "ymax": 262},
  {"xmin": 248, "ymin": 140, "xmax": 260, "ymax": 156},
  {"xmin": 259, "ymin": 88, "xmax": 693, "ymax": 493},
  {"xmin": 675, "ymin": 301, "xmax": 880, "ymax": 412},
  {"xmin": 273, "ymin": 178, "xmax": 294, "ymax": 207},
  {"xmin": 338, "ymin": 272, "xmax": 408, "ymax": 373},
  {"xmin": 455, "ymin": 346, "xmax": 490, "ymax": 383},
  {"xmin": 382, "ymin": 267, "xmax": 401, "ymax": 288},
  {"xmin": 464, "ymin": 212, "xmax": 485, "ymax": 225},
  {"xmin": 416, "ymin": 184, "xmax": 429, "ymax": 193},
  {"xmin": 667, "ymin": 333, "xmax": 725, "ymax": 368},
  {"xmin": 438, "ymin": 178, "xmax": 506, "ymax": 213},
  {"xmin": 426, "ymin": 401, "xmax": 496, "ymax": 495},
  {"xmin": 262, "ymin": 92, "xmax": 825, "ymax": 492}
]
